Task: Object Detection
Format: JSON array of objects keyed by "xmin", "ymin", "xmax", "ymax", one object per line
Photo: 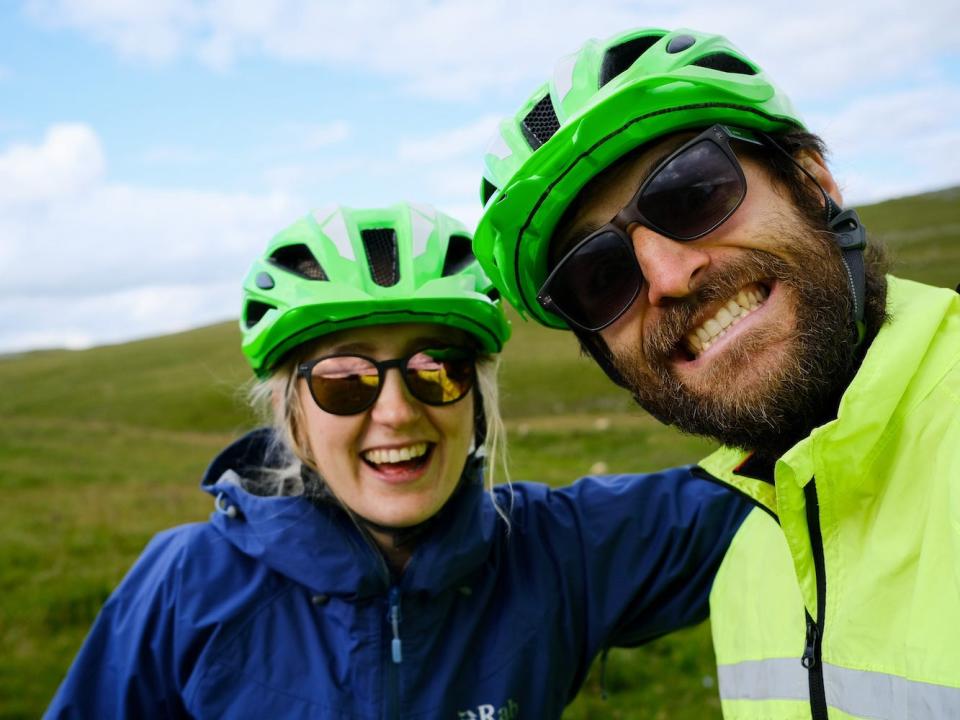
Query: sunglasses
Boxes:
[
  {"xmin": 297, "ymin": 347, "xmax": 477, "ymax": 416},
  {"xmin": 537, "ymin": 124, "xmax": 765, "ymax": 332}
]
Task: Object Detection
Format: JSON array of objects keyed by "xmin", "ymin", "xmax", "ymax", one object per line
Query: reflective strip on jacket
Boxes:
[
  {"xmin": 44, "ymin": 430, "xmax": 751, "ymax": 719},
  {"xmin": 700, "ymin": 276, "xmax": 960, "ymax": 719}
]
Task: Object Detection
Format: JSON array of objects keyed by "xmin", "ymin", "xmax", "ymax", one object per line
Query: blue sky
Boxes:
[{"xmin": 1, "ymin": 0, "xmax": 958, "ymax": 353}]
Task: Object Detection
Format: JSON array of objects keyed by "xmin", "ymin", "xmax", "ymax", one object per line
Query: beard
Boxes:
[{"xmin": 612, "ymin": 218, "xmax": 861, "ymax": 459}]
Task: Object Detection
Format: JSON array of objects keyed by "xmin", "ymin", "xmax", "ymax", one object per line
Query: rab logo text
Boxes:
[{"xmin": 458, "ymin": 699, "xmax": 519, "ymax": 719}]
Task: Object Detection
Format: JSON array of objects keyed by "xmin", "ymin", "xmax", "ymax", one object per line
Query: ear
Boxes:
[{"xmin": 795, "ymin": 150, "xmax": 844, "ymax": 208}]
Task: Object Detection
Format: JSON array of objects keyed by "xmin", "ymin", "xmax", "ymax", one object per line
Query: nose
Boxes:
[
  {"xmin": 630, "ymin": 224, "xmax": 710, "ymax": 306},
  {"xmin": 369, "ymin": 368, "xmax": 422, "ymax": 427}
]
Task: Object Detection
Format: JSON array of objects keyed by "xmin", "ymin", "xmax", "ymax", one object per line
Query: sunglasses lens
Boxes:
[
  {"xmin": 404, "ymin": 348, "xmax": 476, "ymax": 405},
  {"xmin": 308, "ymin": 355, "xmax": 381, "ymax": 415},
  {"xmin": 638, "ymin": 139, "xmax": 744, "ymax": 240},
  {"xmin": 545, "ymin": 230, "xmax": 640, "ymax": 330}
]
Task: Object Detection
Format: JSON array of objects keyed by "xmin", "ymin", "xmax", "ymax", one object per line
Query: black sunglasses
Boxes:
[
  {"xmin": 297, "ymin": 347, "xmax": 477, "ymax": 416},
  {"xmin": 537, "ymin": 124, "xmax": 765, "ymax": 332}
]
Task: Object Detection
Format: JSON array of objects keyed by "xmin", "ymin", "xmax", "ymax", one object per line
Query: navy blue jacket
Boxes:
[{"xmin": 46, "ymin": 429, "xmax": 749, "ymax": 718}]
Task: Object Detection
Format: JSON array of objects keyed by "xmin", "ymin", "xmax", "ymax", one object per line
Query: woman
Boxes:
[{"xmin": 45, "ymin": 203, "xmax": 749, "ymax": 718}]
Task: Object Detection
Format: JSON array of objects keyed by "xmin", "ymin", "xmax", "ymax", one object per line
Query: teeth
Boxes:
[
  {"xmin": 684, "ymin": 285, "xmax": 769, "ymax": 357},
  {"xmin": 715, "ymin": 307, "xmax": 734, "ymax": 328},
  {"xmin": 363, "ymin": 443, "xmax": 428, "ymax": 465},
  {"xmin": 704, "ymin": 319, "xmax": 723, "ymax": 336}
]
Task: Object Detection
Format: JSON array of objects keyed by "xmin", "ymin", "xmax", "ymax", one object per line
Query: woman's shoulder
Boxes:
[
  {"xmin": 110, "ymin": 520, "xmax": 281, "ymax": 618},
  {"xmin": 137, "ymin": 520, "xmax": 247, "ymax": 571}
]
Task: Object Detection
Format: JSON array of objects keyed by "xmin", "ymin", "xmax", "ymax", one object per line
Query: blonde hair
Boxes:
[{"xmin": 245, "ymin": 351, "xmax": 510, "ymax": 512}]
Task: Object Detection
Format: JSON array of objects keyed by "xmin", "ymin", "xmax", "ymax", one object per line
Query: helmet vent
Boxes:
[
  {"xmin": 521, "ymin": 94, "xmax": 561, "ymax": 150},
  {"xmin": 599, "ymin": 34, "xmax": 664, "ymax": 88},
  {"xmin": 691, "ymin": 53, "xmax": 757, "ymax": 76},
  {"xmin": 361, "ymin": 228, "xmax": 400, "ymax": 287},
  {"xmin": 269, "ymin": 244, "xmax": 328, "ymax": 280},
  {"xmin": 442, "ymin": 234, "xmax": 476, "ymax": 277},
  {"xmin": 481, "ymin": 177, "xmax": 499, "ymax": 206},
  {"xmin": 244, "ymin": 300, "xmax": 276, "ymax": 329}
]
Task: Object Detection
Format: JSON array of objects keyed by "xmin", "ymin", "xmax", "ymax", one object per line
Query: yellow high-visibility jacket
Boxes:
[{"xmin": 698, "ymin": 276, "xmax": 960, "ymax": 719}]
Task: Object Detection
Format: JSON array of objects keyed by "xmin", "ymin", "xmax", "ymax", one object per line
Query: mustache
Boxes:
[{"xmin": 643, "ymin": 250, "xmax": 794, "ymax": 358}]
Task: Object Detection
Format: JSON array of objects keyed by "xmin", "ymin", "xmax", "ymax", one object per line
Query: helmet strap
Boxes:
[
  {"xmin": 472, "ymin": 382, "xmax": 487, "ymax": 449},
  {"xmin": 572, "ymin": 326, "xmax": 631, "ymax": 389},
  {"xmin": 825, "ymin": 198, "xmax": 867, "ymax": 345},
  {"xmin": 759, "ymin": 133, "xmax": 868, "ymax": 346}
]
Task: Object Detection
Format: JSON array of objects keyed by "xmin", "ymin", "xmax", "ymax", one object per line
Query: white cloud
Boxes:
[
  {"xmin": 0, "ymin": 124, "xmax": 303, "ymax": 352},
  {"xmin": 23, "ymin": 0, "xmax": 960, "ymax": 102},
  {"xmin": 807, "ymin": 84, "xmax": 960, "ymax": 204},
  {"xmin": 4, "ymin": 182, "xmax": 299, "ymax": 297},
  {"xmin": 300, "ymin": 120, "xmax": 352, "ymax": 150},
  {"xmin": 25, "ymin": 0, "xmax": 202, "ymax": 63},
  {"xmin": 393, "ymin": 116, "xmax": 504, "ymax": 213},
  {"xmin": 10, "ymin": 1, "xmax": 960, "ymax": 353},
  {"xmin": 0, "ymin": 281, "xmax": 238, "ymax": 353},
  {"xmin": 21, "ymin": 1, "xmax": 646, "ymax": 98},
  {"xmin": 140, "ymin": 143, "xmax": 208, "ymax": 167},
  {"xmin": 397, "ymin": 114, "xmax": 500, "ymax": 164},
  {"xmin": 0, "ymin": 123, "xmax": 105, "ymax": 205},
  {"xmin": 261, "ymin": 154, "xmax": 367, "ymax": 197},
  {"xmin": 810, "ymin": 85, "xmax": 960, "ymax": 158}
]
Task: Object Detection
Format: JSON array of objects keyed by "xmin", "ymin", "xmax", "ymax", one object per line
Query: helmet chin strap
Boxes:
[
  {"xmin": 572, "ymin": 326, "xmax": 631, "ymax": 389},
  {"xmin": 759, "ymin": 133, "xmax": 868, "ymax": 347},
  {"xmin": 825, "ymin": 197, "xmax": 868, "ymax": 345}
]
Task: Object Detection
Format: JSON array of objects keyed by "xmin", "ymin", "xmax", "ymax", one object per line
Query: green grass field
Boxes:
[{"xmin": 1, "ymin": 186, "xmax": 957, "ymax": 718}]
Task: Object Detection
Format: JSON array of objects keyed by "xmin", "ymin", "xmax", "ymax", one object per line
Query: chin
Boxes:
[{"xmin": 374, "ymin": 497, "xmax": 441, "ymax": 528}]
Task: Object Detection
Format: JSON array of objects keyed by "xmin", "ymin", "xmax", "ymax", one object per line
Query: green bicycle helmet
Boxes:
[
  {"xmin": 474, "ymin": 27, "xmax": 805, "ymax": 328},
  {"xmin": 241, "ymin": 202, "xmax": 511, "ymax": 376}
]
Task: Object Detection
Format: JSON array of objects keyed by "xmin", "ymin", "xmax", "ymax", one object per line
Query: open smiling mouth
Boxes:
[
  {"xmin": 681, "ymin": 282, "xmax": 771, "ymax": 359},
  {"xmin": 361, "ymin": 443, "xmax": 434, "ymax": 472}
]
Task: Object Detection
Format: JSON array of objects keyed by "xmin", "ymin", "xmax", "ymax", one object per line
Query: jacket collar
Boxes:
[
  {"xmin": 700, "ymin": 276, "xmax": 960, "ymax": 502},
  {"xmin": 200, "ymin": 428, "xmax": 498, "ymax": 598}
]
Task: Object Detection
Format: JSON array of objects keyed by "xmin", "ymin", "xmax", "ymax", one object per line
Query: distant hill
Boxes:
[
  {"xmin": 856, "ymin": 184, "xmax": 960, "ymax": 291},
  {"xmin": 3, "ymin": 184, "xmax": 957, "ymax": 426}
]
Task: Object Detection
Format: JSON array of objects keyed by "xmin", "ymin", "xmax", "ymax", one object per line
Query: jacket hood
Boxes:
[{"xmin": 200, "ymin": 428, "xmax": 499, "ymax": 599}]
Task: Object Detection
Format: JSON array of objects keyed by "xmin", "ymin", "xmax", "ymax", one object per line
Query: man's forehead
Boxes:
[{"xmin": 551, "ymin": 129, "xmax": 700, "ymax": 259}]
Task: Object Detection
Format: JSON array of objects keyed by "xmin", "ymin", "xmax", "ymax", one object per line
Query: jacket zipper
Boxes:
[
  {"xmin": 801, "ymin": 480, "xmax": 828, "ymax": 720},
  {"xmin": 385, "ymin": 585, "xmax": 403, "ymax": 720},
  {"xmin": 693, "ymin": 464, "xmax": 830, "ymax": 716},
  {"xmin": 351, "ymin": 525, "xmax": 400, "ymax": 720}
]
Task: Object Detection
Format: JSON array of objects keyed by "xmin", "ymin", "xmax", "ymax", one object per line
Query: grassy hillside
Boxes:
[{"xmin": 1, "ymin": 186, "xmax": 957, "ymax": 718}]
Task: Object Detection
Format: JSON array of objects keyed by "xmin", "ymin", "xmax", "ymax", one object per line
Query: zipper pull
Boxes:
[
  {"xmin": 388, "ymin": 587, "xmax": 402, "ymax": 664},
  {"xmin": 802, "ymin": 614, "xmax": 819, "ymax": 669}
]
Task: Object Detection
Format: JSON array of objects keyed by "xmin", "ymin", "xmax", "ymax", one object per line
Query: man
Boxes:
[{"xmin": 473, "ymin": 27, "xmax": 960, "ymax": 719}]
